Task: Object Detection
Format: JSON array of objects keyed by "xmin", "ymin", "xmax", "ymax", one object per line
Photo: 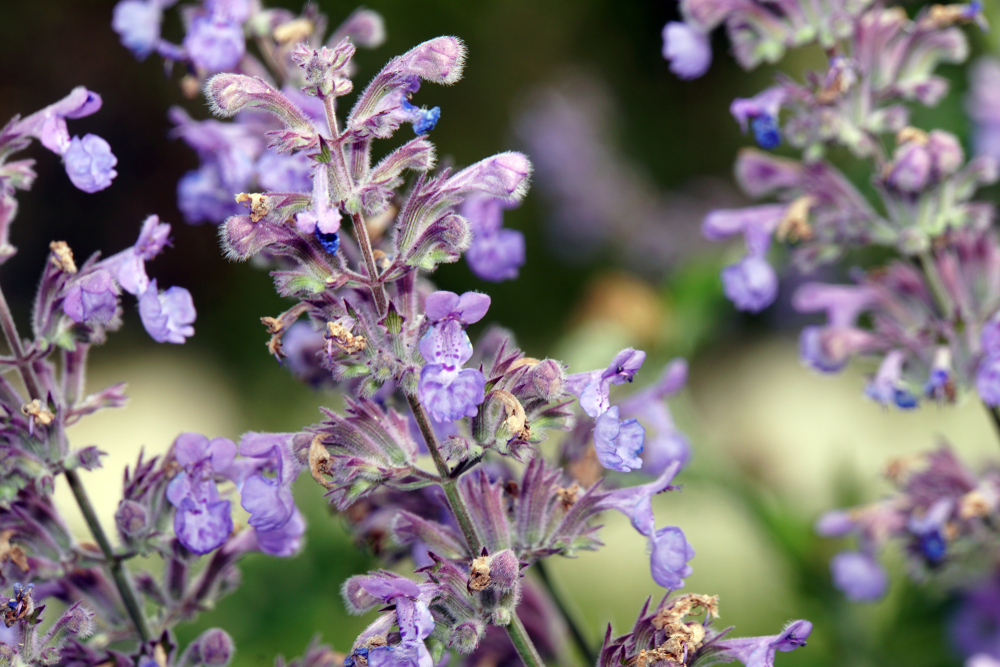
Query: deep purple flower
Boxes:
[
  {"xmin": 662, "ymin": 22, "xmax": 712, "ymax": 80},
  {"xmin": 830, "ymin": 551, "xmax": 887, "ymax": 602},
  {"xmin": 138, "ymin": 279, "xmax": 196, "ymax": 344},
  {"xmin": 63, "ymin": 270, "xmax": 118, "ymax": 325},
  {"xmin": 593, "ymin": 406, "xmax": 645, "ymax": 473},
  {"xmin": 650, "ymin": 525, "xmax": 694, "ymax": 589},
  {"xmin": 713, "ymin": 620, "xmax": 813, "ymax": 667},
  {"xmin": 461, "ymin": 194, "xmax": 525, "ymax": 282},
  {"xmin": 112, "ymin": 0, "xmax": 165, "ymax": 60},
  {"xmin": 721, "ymin": 255, "xmax": 778, "ymax": 312},
  {"xmin": 64, "ymin": 134, "xmax": 117, "ymax": 193},
  {"xmin": 184, "ymin": 14, "xmax": 245, "ymax": 73}
]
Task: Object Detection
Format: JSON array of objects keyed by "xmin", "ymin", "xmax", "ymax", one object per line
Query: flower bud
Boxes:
[
  {"xmin": 927, "ymin": 130, "xmax": 963, "ymax": 178},
  {"xmin": 401, "ymin": 37, "xmax": 467, "ymax": 85},
  {"xmin": 447, "ymin": 152, "xmax": 532, "ymax": 202},
  {"xmin": 116, "ymin": 500, "xmax": 149, "ymax": 538},
  {"xmin": 448, "ymin": 620, "xmax": 485, "ymax": 654},
  {"xmin": 887, "ymin": 141, "xmax": 931, "ymax": 192},
  {"xmin": 529, "ymin": 359, "xmax": 564, "ymax": 402},
  {"xmin": 190, "ymin": 628, "xmax": 235, "ymax": 666}
]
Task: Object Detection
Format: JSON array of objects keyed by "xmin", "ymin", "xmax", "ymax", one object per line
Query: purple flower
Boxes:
[
  {"xmin": 864, "ymin": 350, "xmax": 918, "ymax": 409},
  {"xmin": 702, "ymin": 204, "xmax": 786, "ymax": 256},
  {"xmin": 968, "ymin": 58, "xmax": 1000, "ymax": 164},
  {"xmin": 566, "ymin": 348, "xmax": 647, "ymax": 419},
  {"xmin": 650, "ymin": 525, "xmax": 694, "ymax": 589},
  {"xmin": 830, "ymin": 551, "xmax": 888, "ymax": 602},
  {"xmin": 12, "ymin": 86, "xmax": 103, "ymax": 155},
  {"xmin": 814, "ymin": 510, "xmax": 855, "ymax": 537},
  {"xmin": 255, "ymin": 507, "xmax": 305, "ymax": 557},
  {"xmin": 64, "ymin": 134, "xmax": 117, "ymax": 193},
  {"xmin": 593, "ymin": 406, "xmax": 645, "ymax": 473},
  {"xmin": 730, "ymin": 87, "xmax": 786, "ymax": 150},
  {"xmin": 102, "ymin": 214, "xmax": 171, "ymax": 295},
  {"xmin": 720, "ymin": 255, "xmax": 778, "ymax": 312},
  {"xmin": 166, "ymin": 433, "xmax": 240, "ymax": 554},
  {"xmin": 976, "ymin": 357, "xmax": 1000, "ymax": 406},
  {"xmin": 138, "ymin": 279, "xmax": 196, "ymax": 344},
  {"xmin": 460, "ymin": 194, "xmax": 525, "ymax": 282},
  {"xmin": 238, "ymin": 432, "xmax": 303, "ymax": 553},
  {"xmin": 368, "ymin": 597, "xmax": 435, "ymax": 667},
  {"xmin": 177, "ymin": 165, "xmax": 243, "ymax": 224},
  {"xmin": 950, "ymin": 578, "xmax": 1000, "ymax": 661},
  {"xmin": 982, "ymin": 313, "xmax": 1000, "ymax": 357},
  {"xmin": 62, "ymin": 270, "xmax": 119, "ymax": 325},
  {"xmin": 713, "ymin": 620, "xmax": 813, "ymax": 667},
  {"xmin": 112, "ymin": 0, "xmax": 165, "ymax": 60},
  {"xmin": 618, "ymin": 359, "xmax": 691, "ymax": 473},
  {"xmin": 601, "ymin": 461, "xmax": 681, "ymax": 536},
  {"xmin": 294, "ymin": 163, "xmax": 341, "ymax": 235},
  {"xmin": 793, "ymin": 283, "xmax": 879, "ymax": 372},
  {"xmin": 418, "ymin": 292, "xmax": 491, "ymax": 422},
  {"xmin": 661, "ymin": 22, "xmax": 712, "ymax": 80},
  {"xmin": 183, "ymin": 14, "xmax": 245, "ymax": 73},
  {"xmin": 256, "ymin": 150, "xmax": 313, "ymax": 192}
]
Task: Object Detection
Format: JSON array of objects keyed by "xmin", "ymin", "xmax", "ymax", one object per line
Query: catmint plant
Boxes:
[
  {"xmin": 0, "ymin": 1, "xmax": 822, "ymax": 666},
  {"xmin": 113, "ymin": 0, "xmax": 819, "ymax": 665}
]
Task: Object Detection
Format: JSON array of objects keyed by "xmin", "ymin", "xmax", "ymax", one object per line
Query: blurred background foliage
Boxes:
[{"xmin": 4, "ymin": 0, "xmax": 1000, "ymax": 665}]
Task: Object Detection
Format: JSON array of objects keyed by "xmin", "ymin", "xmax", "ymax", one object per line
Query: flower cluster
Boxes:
[{"xmin": 665, "ymin": 1, "xmax": 1000, "ymax": 410}]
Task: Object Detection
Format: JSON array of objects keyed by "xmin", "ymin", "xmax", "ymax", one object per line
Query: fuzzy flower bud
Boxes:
[
  {"xmin": 449, "ymin": 620, "xmax": 486, "ymax": 654},
  {"xmin": 115, "ymin": 499, "xmax": 149, "ymax": 538}
]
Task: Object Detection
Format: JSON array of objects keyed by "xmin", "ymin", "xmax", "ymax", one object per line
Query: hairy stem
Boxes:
[
  {"xmin": 917, "ymin": 250, "xmax": 954, "ymax": 318},
  {"xmin": 406, "ymin": 394, "xmax": 480, "ymax": 551},
  {"xmin": 0, "ymin": 285, "xmax": 43, "ymax": 400},
  {"xmin": 535, "ymin": 559, "xmax": 595, "ymax": 665},
  {"xmin": 506, "ymin": 613, "xmax": 547, "ymax": 667},
  {"xmin": 350, "ymin": 212, "xmax": 388, "ymax": 316},
  {"xmin": 65, "ymin": 469, "xmax": 151, "ymax": 642},
  {"xmin": 406, "ymin": 394, "xmax": 545, "ymax": 667}
]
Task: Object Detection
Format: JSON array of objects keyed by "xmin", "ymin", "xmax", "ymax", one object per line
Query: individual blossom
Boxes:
[
  {"xmin": 968, "ymin": 58, "xmax": 1000, "ymax": 164},
  {"xmin": 138, "ymin": 279, "xmax": 196, "ymax": 344},
  {"xmin": 566, "ymin": 348, "xmax": 646, "ymax": 419},
  {"xmin": 418, "ymin": 291, "xmax": 490, "ymax": 422},
  {"xmin": 661, "ymin": 21, "xmax": 712, "ymax": 80},
  {"xmin": 830, "ymin": 551, "xmax": 888, "ymax": 602},
  {"xmin": 165, "ymin": 433, "xmax": 239, "ymax": 554},
  {"xmin": 103, "ymin": 214, "xmax": 172, "ymax": 295},
  {"xmin": 63, "ymin": 134, "xmax": 118, "ymax": 193},
  {"xmin": 183, "ymin": 12, "xmax": 246, "ymax": 73},
  {"xmin": 618, "ymin": 359, "xmax": 691, "ymax": 473},
  {"xmin": 864, "ymin": 350, "xmax": 918, "ymax": 409},
  {"xmin": 460, "ymin": 193, "xmax": 525, "ymax": 282},
  {"xmin": 112, "ymin": 0, "xmax": 171, "ymax": 60},
  {"xmin": 650, "ymin": 525, "xmax": 695, "ymax": 589},
  {"xmin": 593, "ymin": 406, "xmax": 644, "ymax": 473},
  {"xmin": 712, "ymin": 620, "xmax": 813, "ymax": 667},
  {"xmin": 62, "ymin": 270, "xmax": 119, "ymax": 326},
  {"xmin": 702, "ymin": 204, "xmax": 787, "ymax": 312},
  {"xmin": 239, "ymin": 432, "xmax": 305, "ymax": 556}
]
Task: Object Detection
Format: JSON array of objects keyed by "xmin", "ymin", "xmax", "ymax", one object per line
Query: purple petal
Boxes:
[
  {"xmin": 650, "ymin": 525, "xmax": 694, "ymax": 589},
  {"xmin": 830, "ymin": 551, "xmax": 888, "ymax": 602},
  {"xmin": 721, "ymin": 255, "xmax": 778, "ymax": 312},
  {"xmin": 662, "ymin": 22, "xmax": 712, "ymax": 80},
  {"xmin": 418, "ymin": 365, "xmax": 485, "ymax": 422},
  {"xmin": 255, "ymin": 508, "xmax": 306, "ymax": 557},
  {"xmin": 64, "ymin": 134, "xmax": 117, "ymax": 193}
]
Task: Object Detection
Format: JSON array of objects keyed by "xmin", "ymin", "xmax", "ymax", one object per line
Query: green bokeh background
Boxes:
[{"xmin": 3, "ymin": 0, "xmax": 1000, "ymax": 665}]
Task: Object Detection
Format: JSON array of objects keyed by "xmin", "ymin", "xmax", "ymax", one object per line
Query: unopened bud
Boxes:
[
  {"xmin": 467, "ymin": 549, "xmax": 520, "ymax": 593},
  {"xmin": 115, "ymin": 500, "xmax": 149, "ymax": 538},
  {"xmin": 191, "ymin": 628, "xmax": 234, "ymax": 666},
  {"xmin": 449, "ymin": 619, "xmax": 485, "ymax": 654},
  {"xmin": 529, "ymin": 359, "xmax": 563, "ymax": 402}
]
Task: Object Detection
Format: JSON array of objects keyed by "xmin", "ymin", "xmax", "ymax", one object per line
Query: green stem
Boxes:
[
  {"xmin": 406, "ymin": 394, "xmax": 545, "ymax": 667},
  {"xmin": 0, "ymin": 285, "xmax": 43, "ymax": 400},
  {"xmin": 406, "ymin": 394, "xmax": 480, "ymax": 553},
  {"xmin": 535, "ymin": 559, "xmax": 595, "ymax": 665},
  {"xmin": 350, "ymin": 212, "xmax": 388, "ymax": 316},
  {"xmin": 506, "ymin": 612, "xmax": 547, "ymax": 667},
  {"xmin": 917, "ymin": 250, "xmax": 953, "ymax": 318},
  {"xmin": 65, "ymin": 469, "xmax": 151, "ymax": 642}
]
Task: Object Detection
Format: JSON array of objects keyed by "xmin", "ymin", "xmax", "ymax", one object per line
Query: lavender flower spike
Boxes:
[
  {"xmin": 662, "ymin": 22, "xmax": 712, "ymax": 80},
  {"xmin": 138, "ymin": 279, "xmax": 196, "ymax": 344}
]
